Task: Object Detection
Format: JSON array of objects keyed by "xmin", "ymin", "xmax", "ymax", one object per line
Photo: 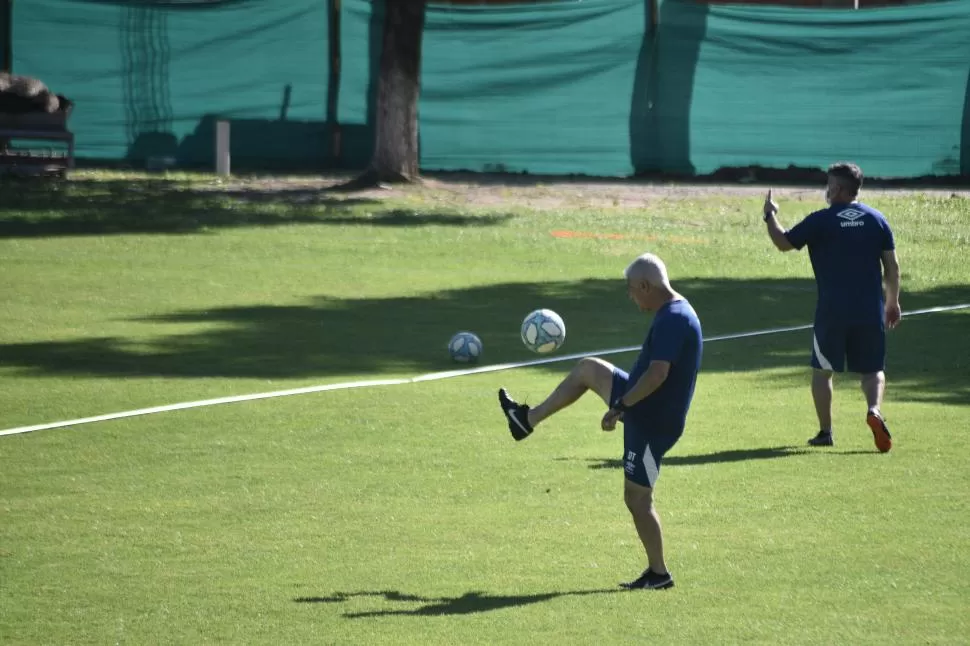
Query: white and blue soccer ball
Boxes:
[
  {"xmin": 520, "ymin": 309, "xmax": 566, "ymax": 354},
  {"xmin": 448, "ymin": 331, "xmax": 483, "ymax": 363}
]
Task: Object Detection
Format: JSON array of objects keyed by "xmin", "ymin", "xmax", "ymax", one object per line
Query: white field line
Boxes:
[{"xmin": 2, "ymin": 303, "xmax": 967, "ymax": 437}]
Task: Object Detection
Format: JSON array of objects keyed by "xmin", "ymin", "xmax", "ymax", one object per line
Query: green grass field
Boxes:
[{"xmin": 1, "ymin": 173, "xmax": 968, "ymax": 645}]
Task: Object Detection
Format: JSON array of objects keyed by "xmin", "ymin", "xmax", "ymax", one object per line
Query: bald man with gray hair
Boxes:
[
  {"xmin": 625, "ymin": 252, "xmax": 670, "ymax": 288},
  {"xmin": 498, "ymin": 252, "xmax": 703, "ymax": 590}
]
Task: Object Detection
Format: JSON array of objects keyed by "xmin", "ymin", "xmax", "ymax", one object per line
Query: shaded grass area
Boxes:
[
  {"xmin": 1, "ymin": 279, "xmax": 966, "ymax": 408},
  {"xmin": 0, "ymin": 176, "xmax": 513, "ymax": 237}
]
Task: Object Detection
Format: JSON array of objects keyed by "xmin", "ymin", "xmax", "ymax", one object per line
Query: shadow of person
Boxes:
[{"xmin": 294, "ymin": 587, "xmax": 622, "ymax": 617}]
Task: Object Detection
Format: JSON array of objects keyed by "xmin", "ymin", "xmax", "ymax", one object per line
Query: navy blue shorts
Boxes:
[
  {"xmin": 610, "ymin": 368, "xmax": 684, "ymax": 488},
  {"xmin": 811, "ymin": 321, "xmax": 885, "ymax": 374}
]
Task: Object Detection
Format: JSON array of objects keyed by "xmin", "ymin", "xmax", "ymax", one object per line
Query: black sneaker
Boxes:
[
  {"xmin": 808, "ymin": 430, "xmax": 834, "ymax": 447},
  {"xmin": 498, "ymin": 388, "xmax": 533, "ymax": 441},
  {"xmin": 620, "ymin": 568, "xmax": 674, "ymax": 590}
]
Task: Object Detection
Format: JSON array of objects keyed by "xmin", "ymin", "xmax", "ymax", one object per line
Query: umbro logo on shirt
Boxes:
[{"xmin": 837, "ymin": 207, "xmax": 866, "ymax": 228}]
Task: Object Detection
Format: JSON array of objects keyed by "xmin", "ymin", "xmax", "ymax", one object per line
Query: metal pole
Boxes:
[{"xmin": 215, "ymin": 119, "xmax": 231, "ymax": 176}]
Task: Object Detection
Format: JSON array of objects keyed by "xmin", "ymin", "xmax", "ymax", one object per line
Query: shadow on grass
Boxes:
[
  {"xmin": 293, "ymin": 588, "xmax": 621, "ymax": 617},
  {"xmin": 562, "ymin": 445, "xmax": 885, "ymax": 471},
  {"xmin": 0, "ymin": 178, "xmax": 512, "ymax": 237},
  {"xmin": 561, "ymin": 445, "xmax": 811, "ymax": 470},
  {"xmin": 0, "ymin": 277, "xmax": 816, "ymax": 378},
  {"xmin": 0, "ymin": 277, "xmax": 967, "ymax": 406}
]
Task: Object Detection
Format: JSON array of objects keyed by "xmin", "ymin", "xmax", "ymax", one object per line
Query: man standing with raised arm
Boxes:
[{"xmin": 763, "ymin": 162, "xmax": 901, "ymax": 452}]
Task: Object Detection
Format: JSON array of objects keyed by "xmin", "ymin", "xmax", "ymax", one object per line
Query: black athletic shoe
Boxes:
[
  {"xmin": 808, "ymin": 430, "xmax": 834, "ymax": 447},
  {"xmin": 620, "ymin": 568, "xmax": 674, "ymax": 590},
  {"xmin": 498, "ymin": 388, "xmax": 533, "ymax": 441}
]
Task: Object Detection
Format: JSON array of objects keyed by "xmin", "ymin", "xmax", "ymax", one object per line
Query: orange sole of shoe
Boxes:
[{"xmin": 866, "ymin": 415, "xmax": 892, "ymax": 453}]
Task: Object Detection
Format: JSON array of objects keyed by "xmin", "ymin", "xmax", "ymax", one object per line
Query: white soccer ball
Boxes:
[
  {"xmin": 448, "ymin": 331, "xmax": 483, "ymax": 363},
  {"xmin": 520, "ymin": 309, "xmax": 566, "ymax": 354}
]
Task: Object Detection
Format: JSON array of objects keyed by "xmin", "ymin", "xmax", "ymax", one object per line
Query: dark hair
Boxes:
[{"xmin": 827, "ymin": 162, "xmax": 863, "ymax": 195}]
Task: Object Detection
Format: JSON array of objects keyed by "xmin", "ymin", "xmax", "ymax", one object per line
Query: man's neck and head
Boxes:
[
  {"xmin": 825, "ymin": 161, "xmax": 864, "ymax": 207},
  {"xmin": 624, "ymin": 253, "xmax": 683, "ymax": 313}
]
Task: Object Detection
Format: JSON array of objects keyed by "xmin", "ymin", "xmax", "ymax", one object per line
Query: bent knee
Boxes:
[
  {"xmin": 624, "ymin": 481, "xmax": 654, "ymax": 511},
  {"xmin": 574, "ymin": 357, "xmax": 616, "ymax": 403},
  {"xmin": 576, "ymin": 357, "xmax": 613, "ymax": 377}
]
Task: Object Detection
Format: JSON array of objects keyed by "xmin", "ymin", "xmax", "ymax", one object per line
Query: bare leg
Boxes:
[
  {"xmin": 860, "ymin": 371, "xmax": 885, "ymax": 412},
  {"xmin": 812, "ymin": 369, "xmax": 834, "ymax": 431},
  {"xmin": 527, "ymin": 357, "xmax": 616, "ymax": 428},
  {"xmin": 624, "ymin": 480, "xmax": 667, "ymax": 575},
  {"xmin": 862, "ymin": 371, "xmax": 892, "ymax": 452}
]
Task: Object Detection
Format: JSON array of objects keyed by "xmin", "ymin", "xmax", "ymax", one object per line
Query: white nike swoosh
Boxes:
[{"xmin": 508, "ymin": 409, "xmax": 530, "ymax": 433}]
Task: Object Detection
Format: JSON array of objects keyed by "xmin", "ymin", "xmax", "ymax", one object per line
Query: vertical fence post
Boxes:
[{"xmin": 215, "ymin": 119, "xmax": 230, "ymax": 176}]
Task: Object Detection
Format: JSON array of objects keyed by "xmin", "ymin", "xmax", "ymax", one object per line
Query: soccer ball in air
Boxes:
[
  {"xmin": 448, "ymin": 331, "xmax": 483, "ymax": 363},
  {"xmin": 520, "ymin": 309, "xmax": 566, "ymax": 354}
]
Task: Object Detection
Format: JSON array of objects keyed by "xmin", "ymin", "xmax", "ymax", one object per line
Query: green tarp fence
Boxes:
[
  {"xmin": 5, "ymin": 0, "xmax": 970, "ymax": 178},
  {"xmin": 9, "ymin": 0, "xmax": 332, "ymax": 168}
]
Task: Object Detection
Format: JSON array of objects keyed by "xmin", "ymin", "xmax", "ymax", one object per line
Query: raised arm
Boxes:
[{"xmin": 763, "ymin": 189, "xmax": 795, "ymax": 252}]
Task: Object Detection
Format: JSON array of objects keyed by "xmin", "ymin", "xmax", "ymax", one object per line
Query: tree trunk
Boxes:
[
  {"xmin": 368, "ymin": 0, "xmax": 426, "ymax": 184},
  {"xmin": 1, "ymin": 0, "xmax": 11, "ymax": 74}
]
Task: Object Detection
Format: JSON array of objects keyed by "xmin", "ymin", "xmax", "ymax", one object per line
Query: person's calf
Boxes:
[
  {"xmin": 861, "ymin": 371, "xmax": 886, "ymax": 411},
  {"xmin": 624, "ymin": 482, "xmax": 669, "ymax": 576},
  {"xmin": 811, "ymin": 369, "xmax": 835, "ymax": 432}
]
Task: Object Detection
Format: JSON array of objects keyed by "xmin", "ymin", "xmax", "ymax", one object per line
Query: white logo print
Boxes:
[
  {"xmin": 837, "ymin": 207, "xmax": 866, "ymax": 228},
  {"xmin": 624, "ymin": 450, "xmax": 637, "ymax": 474}
]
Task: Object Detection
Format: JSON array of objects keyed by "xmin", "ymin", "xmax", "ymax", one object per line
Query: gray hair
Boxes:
[{"xmin": 624, "ymin": 253, "xmax": 670, "ymax": 288}]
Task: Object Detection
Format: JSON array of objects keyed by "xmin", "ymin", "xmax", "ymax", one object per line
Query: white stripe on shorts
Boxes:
[
  {"xmin": 813, "ymin": 333, "xmax": 835, "ymax": 371},
  {"xmin": 642, "ymin": 444, "xmax": 660, "ymax": 488}
]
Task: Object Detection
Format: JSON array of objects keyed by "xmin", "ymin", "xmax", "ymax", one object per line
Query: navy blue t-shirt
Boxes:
[
  {"xmin": 785, "ymin": 202, "xmax": 895, "ymax": 325},
  {"xmin": 624, "ymin": 299, "xmax": 703, "ymax": 431}
]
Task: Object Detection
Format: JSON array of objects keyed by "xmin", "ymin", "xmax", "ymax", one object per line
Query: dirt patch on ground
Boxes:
[{"xmin": 199, "ymin": 170, "xmax": 970, "ymax": 211}]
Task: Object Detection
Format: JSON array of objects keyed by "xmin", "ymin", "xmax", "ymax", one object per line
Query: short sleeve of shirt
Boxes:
[
  {"xmin": 880, "ymin": 218, "xmax": 896, "ymax": 251},
  {"xmin": 784, "ymin": 210, "xmax": 824, "ymax": 250},
  {"xmin": 650, "ymin": 311, "xmax": 688, "ymax": 364}
]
